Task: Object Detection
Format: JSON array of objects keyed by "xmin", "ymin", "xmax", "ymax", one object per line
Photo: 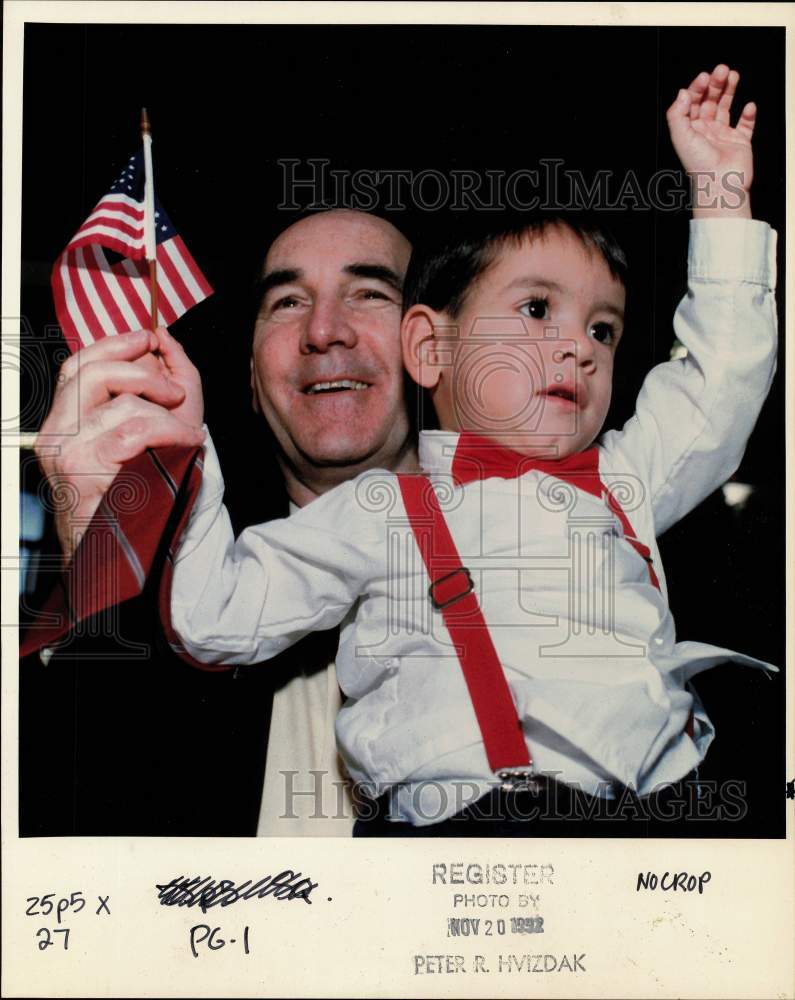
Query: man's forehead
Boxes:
[{"xmin": 263, "ymin": 210, "xmax": 410, "ymax": 275}]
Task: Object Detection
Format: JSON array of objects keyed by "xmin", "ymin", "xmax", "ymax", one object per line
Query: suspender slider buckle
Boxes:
[{"xmin": 428, "ymin": 567, "xmax": 474, "ymax": 610}]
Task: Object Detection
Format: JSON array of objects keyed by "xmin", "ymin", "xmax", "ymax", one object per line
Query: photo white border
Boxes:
[{"xmin": 3, "ymin": 3, "xmax": 793, "ymax": 997}]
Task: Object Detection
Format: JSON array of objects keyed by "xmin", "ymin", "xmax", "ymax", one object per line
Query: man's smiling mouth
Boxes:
[{"xmin": 304, "ymin": 379, "xmax": 371, "ymax": 395}]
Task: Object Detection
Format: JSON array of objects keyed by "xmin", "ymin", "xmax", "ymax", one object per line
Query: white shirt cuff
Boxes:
[
  {"xmin": 195, "ymin": 424, "xmax": 225, "ymax": 511},
  {"xmin": 689, "ymin": 218, "xmax": 777, "ymax": 288}
]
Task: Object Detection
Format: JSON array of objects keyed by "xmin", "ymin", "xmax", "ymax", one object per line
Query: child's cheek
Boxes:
[{"xmin": 456, "ymin": 365, "xmax": 538, "ymax": 434}]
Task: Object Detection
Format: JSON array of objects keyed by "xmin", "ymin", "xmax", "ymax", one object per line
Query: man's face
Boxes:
[
  {"xmin": 432, "ymin": 225, "xmax": 625, "ymax": 457},
  {"xmin": 252, "ymin": 211, "xmax": 412, "ymax": 489}
]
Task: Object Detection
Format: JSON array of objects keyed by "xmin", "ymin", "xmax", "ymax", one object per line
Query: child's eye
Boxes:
[
  {"xmin": 519, "ymin": 297, "xmax": 549, "ymax": 320},
  {"xmin": 589, "ymin": 322, "xmax": 615, "ymax": 345}
]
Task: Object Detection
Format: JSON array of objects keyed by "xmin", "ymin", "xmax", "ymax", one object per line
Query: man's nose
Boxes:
[{"xmin": 300, "ymin": 299, "xmax": 358, "ymax": 354}]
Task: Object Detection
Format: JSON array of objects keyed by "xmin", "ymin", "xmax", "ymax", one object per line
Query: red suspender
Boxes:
[
  {"xmin": 398, "ymin": 466, "xmax": 693, "ymax": 760},
  {"xmin": 397, "ymin": 474, "xmax": 531, "ymax": 774},
  {"xmin": 604, "ymin": 492, "xmax": 661, "ymax": 591}
]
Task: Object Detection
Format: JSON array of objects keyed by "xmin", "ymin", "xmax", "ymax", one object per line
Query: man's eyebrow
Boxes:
[
  {"xmin": 344, "ymin": 263, "xmax": 404, "ymax": 292},
  {"xmin": 256, "ymin": 268, "xmax": 303, "ymax": 299}
]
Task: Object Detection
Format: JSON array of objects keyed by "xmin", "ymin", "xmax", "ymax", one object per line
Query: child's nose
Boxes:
[{"xmin": 558, "ymin": 326, "xmax": 597, "ymax": 369}]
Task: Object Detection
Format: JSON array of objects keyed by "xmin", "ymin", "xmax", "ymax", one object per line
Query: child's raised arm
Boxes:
[
  {"xmin": 599, "ymin": 65, "xmax": 776, "ymax": 537},
  {"xmin": 666, "ymin": 64, "xmax": 755, "ymax": 220}
]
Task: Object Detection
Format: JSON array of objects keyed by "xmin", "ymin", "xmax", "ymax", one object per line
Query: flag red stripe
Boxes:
[
  {"xmin": 68, "ymin": 232, "xmax": 147, "ymax": 259},
  {"xmin": 121, "ymin": 257, "xmax": 179, "ymax": 328},
  {"xmin": 157, "ymin": 242, "xmax": 194, "ymax": 312},
  {"xmin": 92, "ymin": 197, "xmax": 145, "ymax": 221},
  {"xmin": 76, "ymin": 214, "xmax": 143, "ymax": 241},
  {"xmin": 155, "ymin": 274, "xmax": 180, "ymax": 326},
  {"xmin": 66, "ymin": 250, "xmax": 106, "ymax": 342},
  {"xmin": 172, "ymin": 235, "xmax": 214, "ymax": 297},
  {"xmin": 51, "ymin": 255, "xmax": 82, "ymax": 353},
  {"xmin": 84, "ymin": 246, "xmax": 130, "ymax": 334},
  {"xmin": 110, "ymin": 259, "xmax": 160, "ymax": 330}
]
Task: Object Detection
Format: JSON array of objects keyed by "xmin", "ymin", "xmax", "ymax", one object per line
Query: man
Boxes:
[{"xmin": 32, "ymin": 208, "xmax": 415, "ymax": 836}]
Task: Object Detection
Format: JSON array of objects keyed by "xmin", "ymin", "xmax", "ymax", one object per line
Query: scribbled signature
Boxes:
[{"xmin": 155, "ymin": 871, "xmax": 318, "ymax": 911}]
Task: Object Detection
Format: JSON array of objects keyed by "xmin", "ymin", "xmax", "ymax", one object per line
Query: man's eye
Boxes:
[
  {"xmin": 589, "ymin": 322, "xmax": 615, "ymax": 345},
  {"xmin": 519, "ymin": 297, "xmax": 549, "ymax": 320},
  {"xmin": 271, "ymin": 295, "xmax": 301, "ymax": 311},
  {"xmin": 356, "ymin": 288, "xmax": 392, "ymax": 302}
]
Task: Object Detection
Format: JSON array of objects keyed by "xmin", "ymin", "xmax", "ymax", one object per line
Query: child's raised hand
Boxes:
[{"xmin": 666, "ymin": 64, "xmax": 755, "ymax": 219}]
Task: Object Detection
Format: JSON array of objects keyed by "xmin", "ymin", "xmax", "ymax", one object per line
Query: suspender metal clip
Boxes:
[{"xmin": 497, "ymin": 769, "xmax": 545, "ymax": 794}]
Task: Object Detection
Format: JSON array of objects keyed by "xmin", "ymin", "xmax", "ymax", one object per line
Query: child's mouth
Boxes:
[{"xmin": 540, "ymin": 386, "xmax": 580, "ymax": 405}]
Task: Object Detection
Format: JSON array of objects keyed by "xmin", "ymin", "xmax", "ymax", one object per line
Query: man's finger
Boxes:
[
  {"xmin": 94, "ymin": 412, "xmax": 206, "ymax": 467},
  {"xmin": 56, "ymin": 329, "xmax": 157, "ymax": 387},
  {"xmin": 70, "ymin": 392, "xmax": 197, "ymax": 450},
  {"xmin": 62, "ymin": 359, "xmax": 187, "ymax": 417},
  {"xmin": 152, "ymin": 326, "xmax": 200, "ymax": 383}
]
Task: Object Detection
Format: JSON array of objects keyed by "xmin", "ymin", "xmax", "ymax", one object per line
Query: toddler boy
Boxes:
[{"xmin": 170, "ymin": 65, "xmax": 778, "ymax": 832}]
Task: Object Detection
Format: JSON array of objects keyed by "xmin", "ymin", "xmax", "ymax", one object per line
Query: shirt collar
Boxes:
[{"xmin": 419, "ymin": 429, "xmax": 600, "ymax": 487}]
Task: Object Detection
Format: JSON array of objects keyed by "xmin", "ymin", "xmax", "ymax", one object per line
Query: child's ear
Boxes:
[{"xmin": 401, "ymin": 305, "xmax": 448, "ymax": 389}]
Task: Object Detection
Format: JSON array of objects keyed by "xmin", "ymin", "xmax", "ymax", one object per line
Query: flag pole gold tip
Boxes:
[{"xmin": 140, "ymin": 107, "xmax": 151, "ymax": 135}]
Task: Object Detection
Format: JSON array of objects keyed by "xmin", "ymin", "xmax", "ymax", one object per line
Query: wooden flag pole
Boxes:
[{"xmin": 140, "ymin": 107, "xmax": 159, "ymax": 332}]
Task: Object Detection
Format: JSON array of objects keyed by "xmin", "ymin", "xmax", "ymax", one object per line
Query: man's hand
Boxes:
[
  {"xmin": 34, "ymin": 327, "xmax": 206, "ymax": 562},
  {"xmin": 666, "ymin": 64, "xmax": 755, "ymax": 219}
]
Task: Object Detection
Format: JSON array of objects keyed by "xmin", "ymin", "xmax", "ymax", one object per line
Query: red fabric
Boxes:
[
  {"xmin": 20, "ymin": 445, "xmax": 229, "ymax": 672},
  {"xmin": 451, "ymin": 431, "xmax": 661, "ymax": 591},
  {"xmin": 450, "ymin": 433, "xmax": 693, "ymax": 734},
  {"xmin": 398, "ymin": 473, "xmax": 531, "ymax": 773}
]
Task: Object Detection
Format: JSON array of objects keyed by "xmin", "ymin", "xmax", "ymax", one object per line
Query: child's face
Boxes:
[{"xmin": 432, "ymin": 225, "xmax": 625, "ymax": 457}]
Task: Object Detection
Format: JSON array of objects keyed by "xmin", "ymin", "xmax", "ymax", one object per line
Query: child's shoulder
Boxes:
[{"xmin": 288, "ymin": 466, "xmax": 403, "ymax": 530}]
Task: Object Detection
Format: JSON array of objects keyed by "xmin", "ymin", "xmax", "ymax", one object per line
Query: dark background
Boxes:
[{"xmin": 18, "ymin": 23, "xmax": 786, "ymax": 836}]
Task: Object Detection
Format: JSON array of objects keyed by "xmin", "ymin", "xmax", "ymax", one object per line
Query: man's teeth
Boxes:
[{"xmin": 306, "ymin": 380, "xmax": 370, "ymax": 394}]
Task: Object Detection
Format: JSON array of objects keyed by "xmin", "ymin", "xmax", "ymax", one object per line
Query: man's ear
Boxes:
[
  {"xmin": 401, "ymin": 304, "xmax": 449, "ymax": 389},
  {"xmin": 250, "ymin": 356, "xmax": 261, "ymax": 414}
]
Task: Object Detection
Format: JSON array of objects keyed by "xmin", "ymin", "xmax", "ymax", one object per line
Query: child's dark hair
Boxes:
[{"xmin": 402, "ymin": 210, "xmax": 628, "ymax": 317}]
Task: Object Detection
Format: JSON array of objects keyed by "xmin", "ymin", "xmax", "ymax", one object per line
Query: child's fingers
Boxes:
[
  {"xmin": 704, "ymin": 64, "xmax": 729, "ymax": 111},
  {"xmin": 716, "ymin": 69, "xmax": 739, "ymax": 124},
  {"xmin": 696, "ymin": 65, "xmax": 728, "ymax": 124},
  {"xmin": 686, "ymin": 70, "xmax": 710, "ymax": 120},
  {"xmin": 666, "ymin": 88, "xmax": 691, "ymax": 126},
  {"xmin": 736, "ymin": 101, "xmax": 757, "ymax": 140}
]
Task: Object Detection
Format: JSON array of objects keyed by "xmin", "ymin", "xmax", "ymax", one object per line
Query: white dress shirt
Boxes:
[{"xmin": 173, "ymin": 219, "xmax": 778, "ymax": 826}]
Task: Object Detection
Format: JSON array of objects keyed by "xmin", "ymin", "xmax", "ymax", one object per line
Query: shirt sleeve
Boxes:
[
  {"xmin": 600, "ymin": 218, "xmax": 778, "ymax": 536},
  {"xmin": 169, "ymin": 431, "xmax": 385, "ymax": 666}
]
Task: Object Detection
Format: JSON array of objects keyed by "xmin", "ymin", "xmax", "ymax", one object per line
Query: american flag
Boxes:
[{"xmin": 52, "ymin": 150, "xmax": 213, "ymax": 353}]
